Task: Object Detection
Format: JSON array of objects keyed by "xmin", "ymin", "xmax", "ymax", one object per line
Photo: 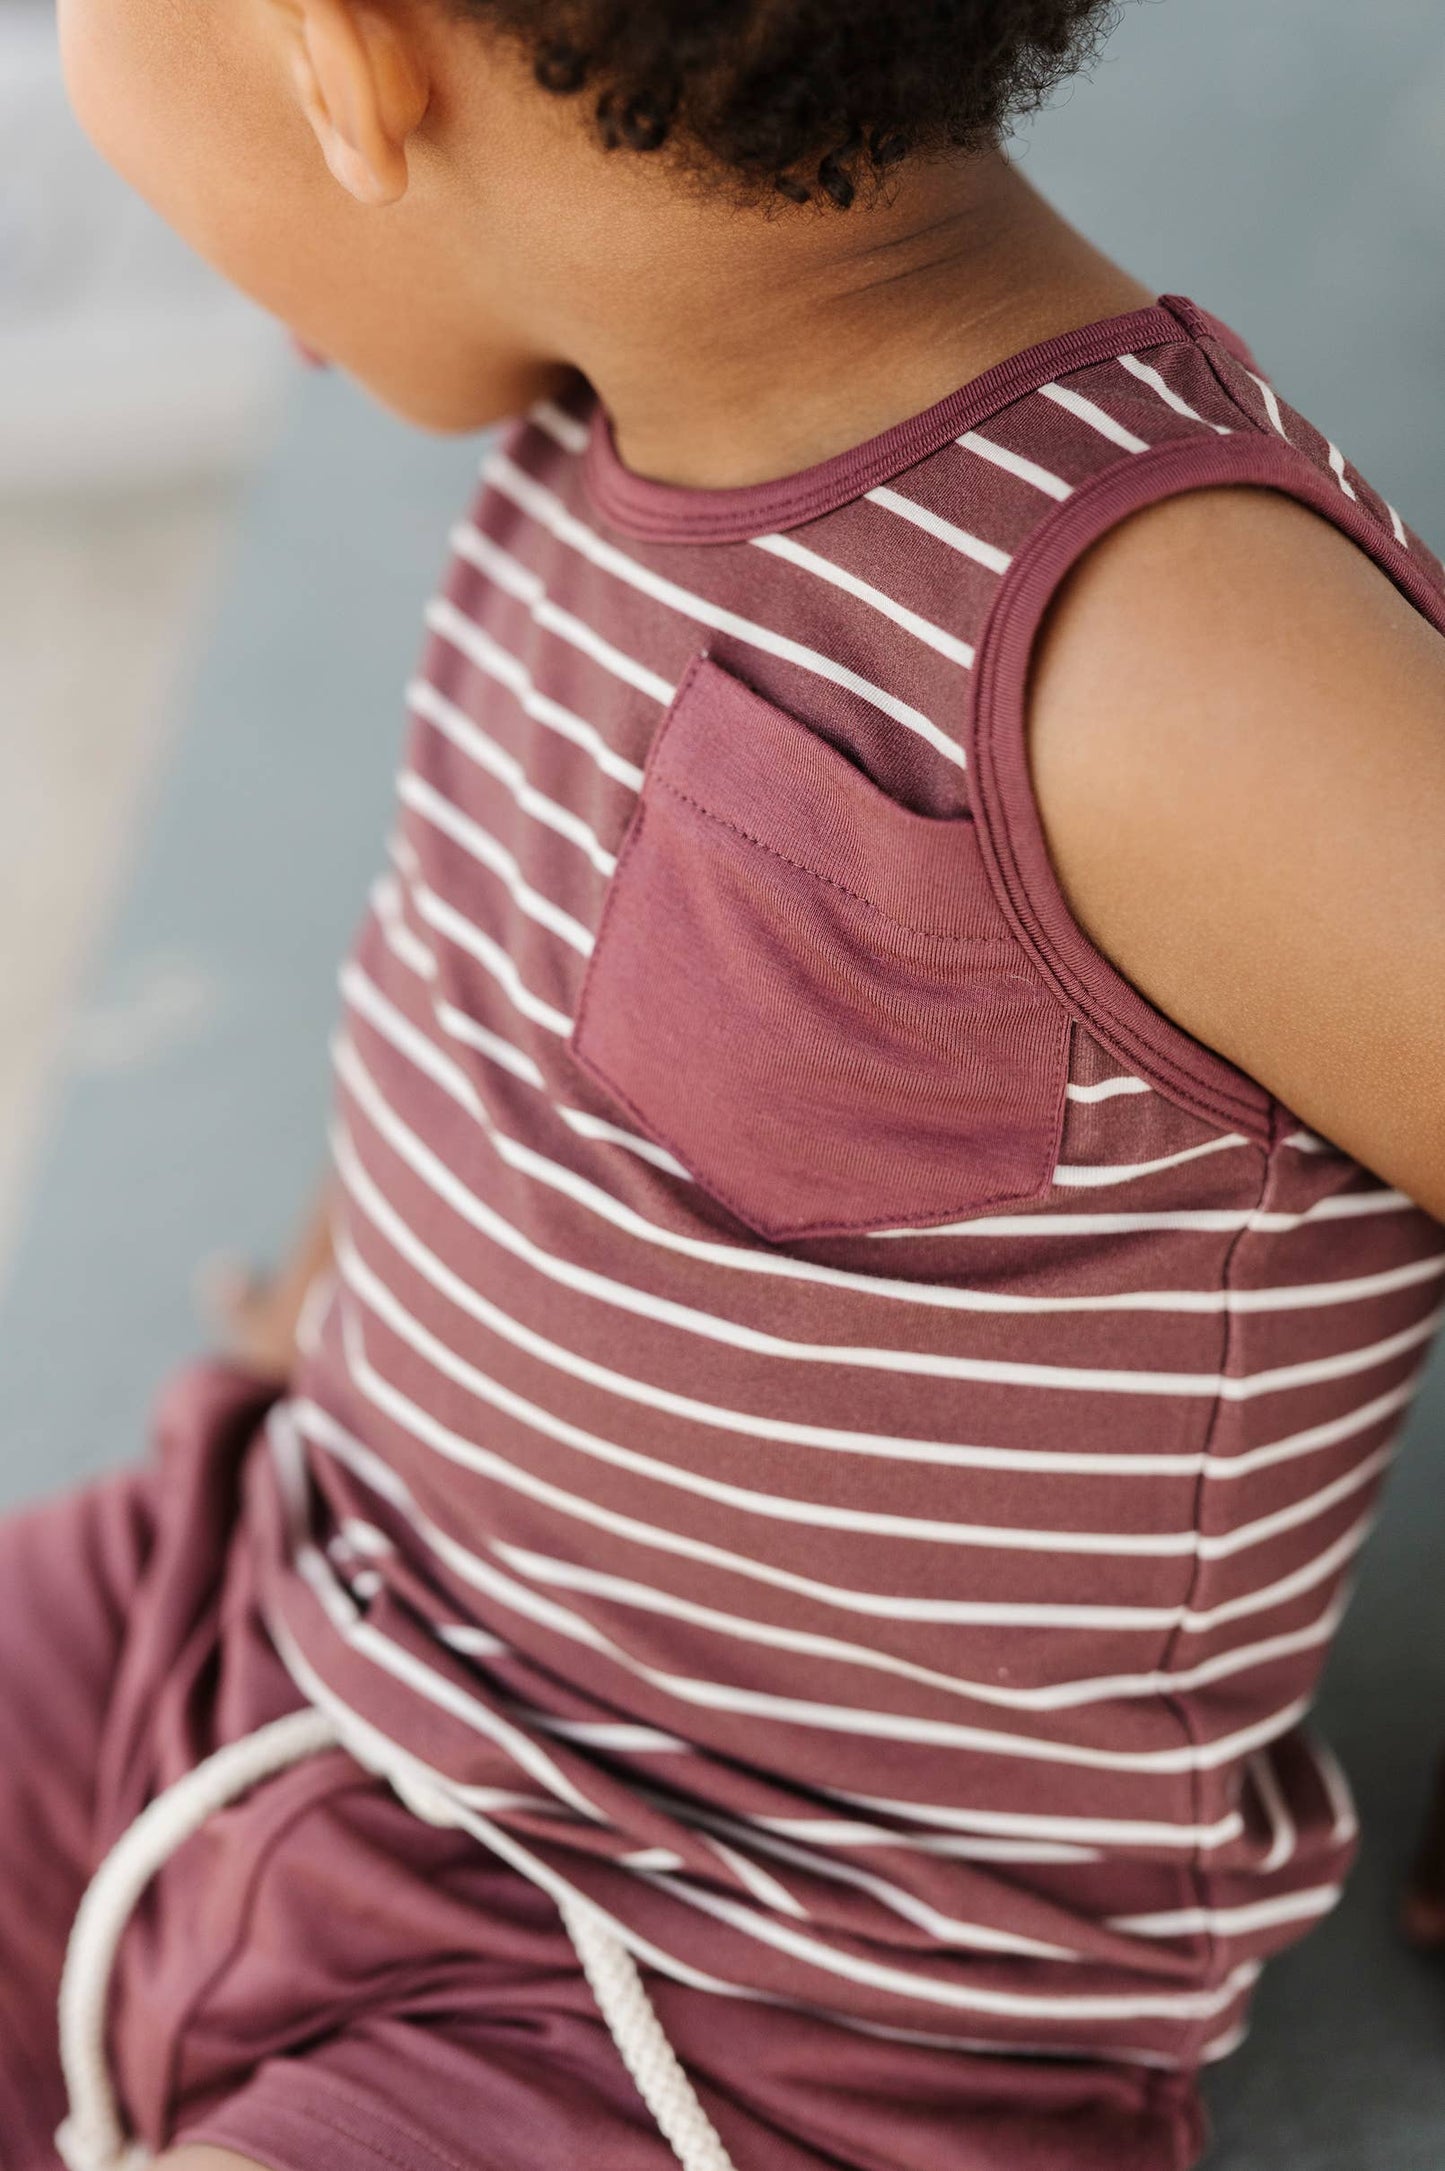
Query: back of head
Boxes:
[{"xmin": 477, "ymin": 0, "xmax": 1124, "ymax": 206}]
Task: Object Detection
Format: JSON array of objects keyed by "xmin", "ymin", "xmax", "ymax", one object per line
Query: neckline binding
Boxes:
[{"xmin": 581, "ymin": 299, "xmax": 1193, "ymax": 546}]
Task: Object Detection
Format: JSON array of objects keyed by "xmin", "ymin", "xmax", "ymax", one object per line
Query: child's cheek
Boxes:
[
  {"xmin": 57, "ymin": 0, "xmax": 200, "ymax": 223},
  {"xmin": 56, "ymin": 0, "xmax": 128, "ymax": 175}
]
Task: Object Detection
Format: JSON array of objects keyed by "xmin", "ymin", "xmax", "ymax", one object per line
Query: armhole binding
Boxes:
[{"xmin": 962, "ymin": 428, "xmax": 1445, "ymax": 1146}]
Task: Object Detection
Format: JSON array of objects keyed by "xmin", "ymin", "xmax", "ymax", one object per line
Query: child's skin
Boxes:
[{"xmin": 53, "ymin": 0, "xmax": 1445, "ymax": 2157}]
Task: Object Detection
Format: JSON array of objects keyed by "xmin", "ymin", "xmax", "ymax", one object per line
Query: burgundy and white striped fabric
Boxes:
[{"xmin": 250, "ymin": 296, "xmax": 1445, "ymax": 2100}]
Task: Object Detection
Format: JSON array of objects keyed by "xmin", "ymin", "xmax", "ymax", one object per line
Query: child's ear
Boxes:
[{"xmin": 284, "ymin": 0, "xmax": 429, "ymax": 206}]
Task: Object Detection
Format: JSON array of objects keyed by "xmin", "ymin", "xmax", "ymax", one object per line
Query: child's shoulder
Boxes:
[{"xmin": 1026, "ymin": 461, "xmax": 1445, "ymax": 1219}]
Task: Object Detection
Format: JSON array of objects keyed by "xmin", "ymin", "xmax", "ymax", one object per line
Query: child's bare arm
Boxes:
[{"xmin": 1028, "ymin": 484, "xmax": 1445, "ymax": 1221}]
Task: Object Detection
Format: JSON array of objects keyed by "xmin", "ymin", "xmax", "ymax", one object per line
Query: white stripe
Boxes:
[
  {"xmin": 1327, "ymin": 443, "xmax": 1359, "ymax": 503},
  {"xmin": 807, "ymin": 2008, "xmax": 1194, "ymax": 2065},
  {"xmin": 705, "ymin": 1838, "xmax": 811, "ymax": 1922},
  {"xmin": 434, "ymin": 998, "xmax": 548, "ymax": 1089},
  {"xmin": 371, "ymin": 874, "xmax": 550, "ymax": 1089},
  {"xmin": 1039, "ymin": 382, "xmax": 1150, "ymax": 455},
  {"xmin": 1320, "ymin": 1756, "xmax": 1363, "ymax": 1845},
  {"xmin": 1195, "ymin": 1443, "xmax": 1393, "ymax": 1560},
  {"xmin": 1285, "ymin": 1128, "xmax": 1333, "ymax": 1153},
  {"xmin": 473, "ymin": 459, "xmax": 965, "ymax": 770},
  {"xmin": 341, "ymin": 1516, "xmax": 393, "ymax": 1558},
  {"xmin": 752, "ymin": 532, "xmax": 976, "ymax": 668},
  {"xmin": 407, "ymin": 876, "xmax": 574, "ymax": 1036},
  {"xmin": 1307, "ymin": 1736, "xmax": 1359, "ymax": 1844},
  {"xmin": 1200, "ymin": 2017, "xmax": 1251, "ymax": 2065},
  {"xmin": 372, "ymin": 919, "xmax": 543, "ymax": 1094},
  {"xmin": 1385, "ymin": 501, "xmax": 1408, "ymax": 546},
  {"xmin": 499, "ymin": 1539, "xmax": 1346, "ymax": 1715},
  {"xmin": 370, "ymin": 883, "xmax": 673, "ymax": 1166},
  {"xmin": 508, "ymin": 1658, "xmax": 1309, "ymax": 1770},
  {"xmin": 426, "ymin": 597, "xmax": 646, "ymax": 790},
  {"xmin": 1202, "ymin": 1373, "xmax": 1422, "ymax": 1483},
  {"xmin": 533, "ymin": 1718, "xmax": 687, "ymax": 1754},
  {"xmin": 628, "ymin": 1862, "xmax": 1261, "ymax": 2020},
  {"xmin": 667, "ymin": 1823, "xmax": 1074, "ymax": 1960},
  {"xmin": 1248, "ymin": 1749, "xmax": 1297, "ymax": 1874},
  {"xmin": 872, "ymin": 1188, "xmax": 1420, "ymax": 1238},
  {"xmin": 1051, "ymin": 1132, "xmax": 1253, "ymax": 1187},
  {"xmin": 832, "ymin": 1787, "xmax": 1244, "ymax": 1853},
  {"xmin": 1182, "ymin": 1512, "xmax": 1379, "ymax": 1640},
  {"xmin": 753, "ymin": 1817, "xmax": 1097, "ymax": 1866},
  {"xmin": 444, "ymin": 529, "xmax": 676, "ymax": 705},
  {"xmin": 300, "ymin": 1390, "xmax": 1347, "ymax": 1722},
  {"xmin": 322, "ymin": 1308, "xmax": 1382, "ymax": 1638},
  {"xmin": 530, "ymin": 400, "xmax": 591, "ymax": 454},
  {"xmin": 335, "ymin": 1220, "xmax": 1209, "ymax": 1557},
  {"xmin": 374, "ymin": 881, "xmax": 669, "ymax": 1167},
  {"xmin": 271, "ymin": 1418, "xmax": 606, "ymax": 1820},
  {"xmin": 437, "ymin": 1623, "xmax": 512, "ymax": 1663},
  {"xmin": 1214, "ymin": 1306, "xmax": 1442, "ymax": 1404},
  {"xmin": 398, "ymin": 770, "xmax": 594, "ymax": 956},
  {"xmin": 957, "ymin": 431, "xmax": 1072, "ymax": 500},
  {"xmin": 865, "ymin": 486, "xmax": 1012, "ymax": 574},
  {"xmin": 369, "ymin": 875, "xmax": 441, "ymax": 986},
  {"xmin": 407, "ymin": 677, "xmax": 617, "ymax": 876},
  {"xmin": 1109, "ymin": 1887, "xmax": 1339, "ymax": 1939},
  {"xmin": 1066, "ymin": 1075, "xmax": 1152, "ymax": 1103},
  {"xmin": 557, "ymin": 1105, "xmax": 691, "ymax": 1177},
  {"xmin": 1245, "ymin": 371, "xmax": 1290, "ymax": 442},
  {"xmin": 1117, "ymin": 354, "xmax": 1232, "ymax": 435}
]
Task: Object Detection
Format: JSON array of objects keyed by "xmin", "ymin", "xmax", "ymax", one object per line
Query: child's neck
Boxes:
[{"xmin": 559, "ymin": 154, "xmax": 1154, "ymax": 493}]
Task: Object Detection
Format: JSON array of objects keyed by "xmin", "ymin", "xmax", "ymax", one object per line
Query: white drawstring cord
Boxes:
[
  {"xmin": 560, "ymin": 1892, "xmax": 739, "ymax": 2171},
  {"xmin": 55, "ymin": 1712, "xmax": 738, "ymax": 2171},
  {"xmin": 56, "ymin": 1709, "xmax": 338, "ymax": 2171}
]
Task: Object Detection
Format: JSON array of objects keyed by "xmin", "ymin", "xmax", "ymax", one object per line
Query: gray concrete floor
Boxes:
[{"xmin": 0, "ymin": 485, "xmax": 235, "ymax": 1272}]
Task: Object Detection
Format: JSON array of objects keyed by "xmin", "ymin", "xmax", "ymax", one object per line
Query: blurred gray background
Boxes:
[{"xmin": 2, "ymin": 0, "xmax": 1444, "ymax": 2164}]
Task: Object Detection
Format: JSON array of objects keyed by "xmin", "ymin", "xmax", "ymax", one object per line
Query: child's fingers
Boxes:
[{"xmin": 194, "ymin": 1254, "xmax": 262, "ymax": 1333}]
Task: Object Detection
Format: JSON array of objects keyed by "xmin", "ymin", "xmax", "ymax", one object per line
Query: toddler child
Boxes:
[{"xmin": 7, "ymin": 3, "xmax": 1445, "ymax": 2168}]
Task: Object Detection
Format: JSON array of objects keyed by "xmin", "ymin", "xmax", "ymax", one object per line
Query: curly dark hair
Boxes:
[{"xmin": 473, "ymin": 0, "xmax": 1124, "ymax": 208}]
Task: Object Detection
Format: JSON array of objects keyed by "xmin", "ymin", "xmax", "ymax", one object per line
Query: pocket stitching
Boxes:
[
  {"xmin": 574, "ymin": 988, "xmax": 1071, "ymax": 1243},
  {"xmin": 655, "ymin": 776, "xmax": 1038, "ymax": 953},
  {"xmin": 572, "ymin": 653, "xmax": 714, "ymax": 1057}
]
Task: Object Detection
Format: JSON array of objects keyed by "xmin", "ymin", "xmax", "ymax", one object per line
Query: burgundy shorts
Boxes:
[{"xmin": 0, "ymin": 1362, "xmax": 1203, "ymax": 2171}]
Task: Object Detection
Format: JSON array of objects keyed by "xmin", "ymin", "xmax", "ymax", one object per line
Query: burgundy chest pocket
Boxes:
[{"xmin": 571, "ymin": 657, "xmax": 1070, "ymax": 1243}]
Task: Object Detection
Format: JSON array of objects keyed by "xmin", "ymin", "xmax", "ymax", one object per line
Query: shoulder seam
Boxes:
[{"xmin": 1174, "ymin": 327, "xmax": 1276, "ymax": 440}]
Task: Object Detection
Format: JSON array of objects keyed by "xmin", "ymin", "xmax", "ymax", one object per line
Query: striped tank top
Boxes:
[{"xmin": 251, "ymin": 294, "xmax": 1445, "ymax": 2103}]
